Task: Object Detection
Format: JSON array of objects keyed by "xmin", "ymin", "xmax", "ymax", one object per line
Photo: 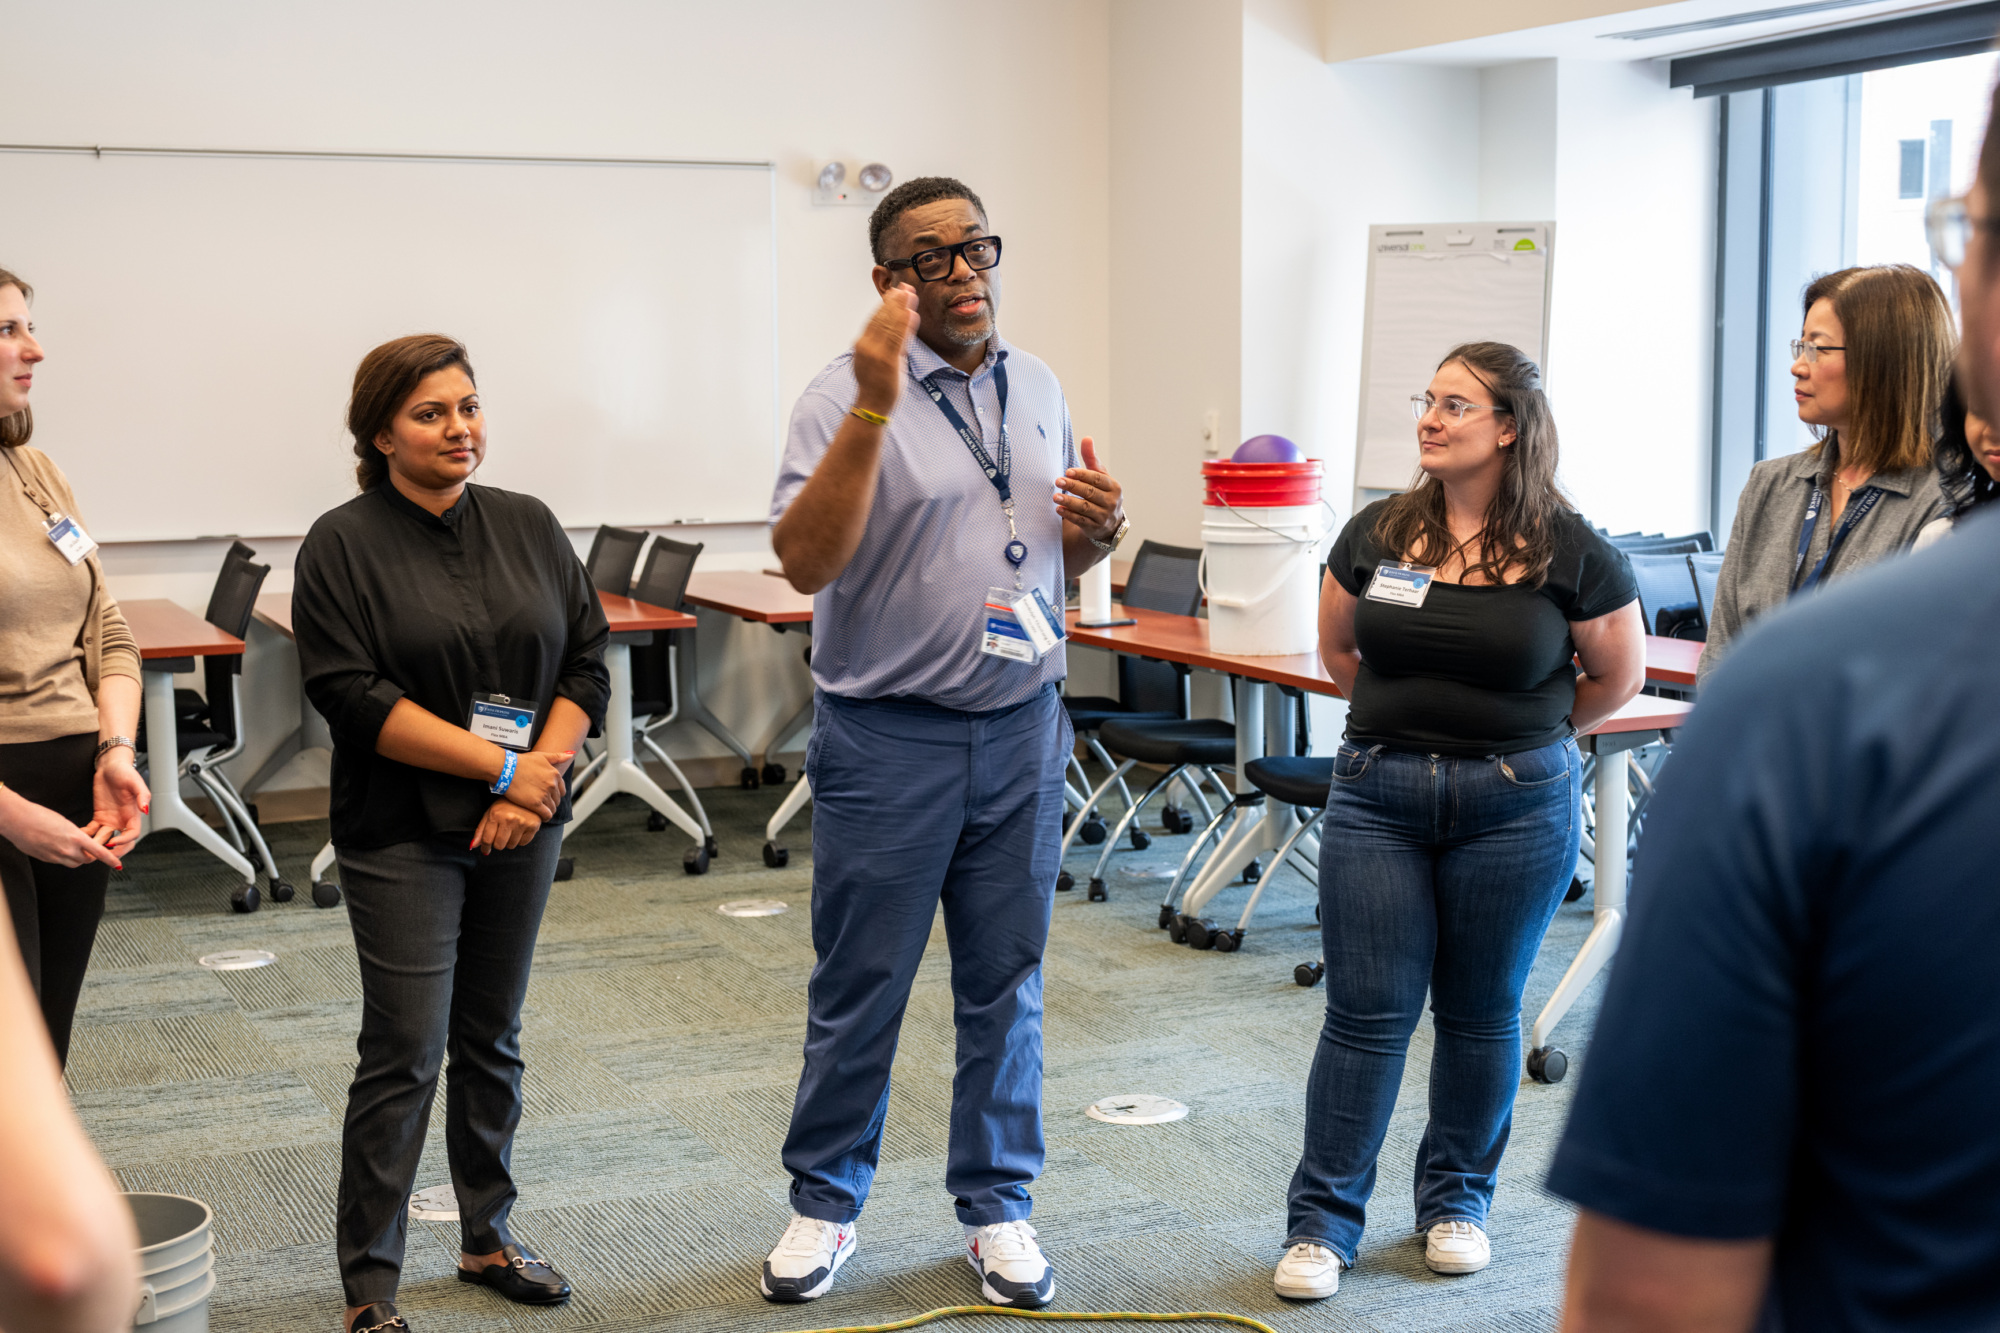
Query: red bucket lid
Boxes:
[{"xmin": 1203, "ymin": 458, "xmax": 1321, "ymax": 507}]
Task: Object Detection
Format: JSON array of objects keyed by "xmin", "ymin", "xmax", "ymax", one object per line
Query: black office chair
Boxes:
[
  {"xmin": 1688, "ymin": 551, "xmax": 1724, "ymax": 633},
  {"xmin": 619, "ymin": 536, "xmax": 717, "ymax": 872},
  {"xmin": 1062, "ymin": 541, "xmax": 1211, "ymax": 845},
  {"xmin": 1062, "ymin": 714, "xmax": 1237, "ymax": 900},
  {"xmin": 139, "ymin": 545, "xmax": 295, "ymax": 913},
  {"xmin": 584, "ymin": 525, "xmax": 648, "ymax": 595},
  {"xmin": 1627, "ymin": 551, "xmax": 1704, "ymax": 639},
  {"xmin": 1167, "ymin": 752, "xmax": 1331, "ymax": 956},
  {"xmin": 1611, "ymin": 532, "xmax": 1712, "ymax": 555}
]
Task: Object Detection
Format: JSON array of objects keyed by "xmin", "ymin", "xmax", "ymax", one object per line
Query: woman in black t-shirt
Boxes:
[{"xmin": 1273, "ymin": 342, "xmax": 1643, "ymax": 1302}]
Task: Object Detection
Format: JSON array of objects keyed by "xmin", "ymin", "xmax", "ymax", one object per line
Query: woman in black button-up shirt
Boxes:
[{"xmin": 294, "ymin": 335, "xmax": 609, "ymax": 1333}]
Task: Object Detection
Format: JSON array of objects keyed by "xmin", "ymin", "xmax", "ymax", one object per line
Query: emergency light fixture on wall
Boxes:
[{"xmin": 813, "ymin": 160, "xmax": 893, "ymax": 207}]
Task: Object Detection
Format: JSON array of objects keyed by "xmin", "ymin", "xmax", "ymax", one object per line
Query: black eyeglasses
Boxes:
[{"xmin": 885, "ymin": 235, "xmax": 1002, "ymax": 283}]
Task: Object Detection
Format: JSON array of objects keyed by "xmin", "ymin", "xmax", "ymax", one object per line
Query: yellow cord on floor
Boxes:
[{"xmin": 775, "ymin": 1306, "xmax": 1277, "ymax": 1333}]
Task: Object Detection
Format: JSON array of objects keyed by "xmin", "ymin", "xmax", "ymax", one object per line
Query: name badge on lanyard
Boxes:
[
  {"xmin": 468, "ymin": 692, "xmax": 537, "ymax": 751},
  {"xmin": 1364, "ymin": 562, "xmax": 1437, "ymax": 608},
  {"xmin": 922, "ymin": 363, "xmax": 1032, "ymax": 583},
  {"xmin": 44, "ymin": 513, "xmax": 97, "ymax": 566},
  {"xmin": 979, "ymin": 584, "xmax": 1066, "ymax": 665},
  {"xmin": 1792, "ymin": 482, "xmax": 1884, "ymax": 596}
]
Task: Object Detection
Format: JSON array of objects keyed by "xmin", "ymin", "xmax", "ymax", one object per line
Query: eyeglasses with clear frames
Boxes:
[
  {"xmin": 1410, "ymin": 392, "xmax": 1511, "ymax": 424},
  {"xmin": 1789, "ymin": 339, "xmax": 1844, "ymax": 365},
  {"xmin": 1924, "ymin": 195, "xmax": 2000, "ymax": 270},
  {"xmin": 884, "ymin": 235, "xmax": 1003, "ymax": 283}
]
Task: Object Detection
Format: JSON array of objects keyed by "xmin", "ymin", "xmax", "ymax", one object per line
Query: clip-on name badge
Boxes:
[
  {"xmin": 44, "ymin": 513, "xmax": 97, "ymax": 566},
  {"xmin": 980, "ymin": 585, "xmax": 1067, "ymax": 664},
  {"xmin": 468, "ymin": 693, "xmax": 537, "ymax": 751},
  {"xmin": 1365, "ymin": 562, "xmax": 1437, "ymax": 608}
]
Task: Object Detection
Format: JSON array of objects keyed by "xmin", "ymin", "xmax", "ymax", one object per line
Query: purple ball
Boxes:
[{"xmin": 1233, "ymin": 434, "xmax": 1304, "ymax": 463}]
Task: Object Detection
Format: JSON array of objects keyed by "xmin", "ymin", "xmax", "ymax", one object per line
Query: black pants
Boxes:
[
  {"xmin": 334, "ymin": 830, "xmax": 560, "ymax": 1306},
  {"xmin": 0, "ymin": 732, "xmax": 108, "ymax": 1068}
]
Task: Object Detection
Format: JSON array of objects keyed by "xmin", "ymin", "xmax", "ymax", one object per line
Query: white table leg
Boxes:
[
  {"xmin": 1179, "ymin": 679, "xmax": 1296, "ymax": 918},
  {"xmin": 1530, "ymin": 746, "xmax": 1630, "ymax": 1051},
  {"xmin": 135, "ymin": 667, "xmax": 256, "ymax": 884},
  {"xmin": 563, "ymin": 641, "xmax": 704, "ymax": 843}
]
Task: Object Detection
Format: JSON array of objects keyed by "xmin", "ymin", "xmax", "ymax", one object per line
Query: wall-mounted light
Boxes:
[{"xmin": 814, "ymin": 161, "xmax": 893, "ymax": 207}]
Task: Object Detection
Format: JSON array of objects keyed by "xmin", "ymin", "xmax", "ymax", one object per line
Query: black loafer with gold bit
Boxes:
[
  {"xmin": 457, "ymin": 1243, "xmax": 572, "ymax": 1305},
  {"xmin": 347, "ymin": 1301, "xmax": 408, "ymax": 1333}
]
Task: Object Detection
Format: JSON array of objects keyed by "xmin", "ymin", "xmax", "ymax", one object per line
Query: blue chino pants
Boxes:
[
  {"xmin": 1285, "ymin": 738, "xmax": 1581, "ymax": 1264},
  {"xmin": 781, "ymin": 684, "xmax": 1070, "ymax": 1226}
]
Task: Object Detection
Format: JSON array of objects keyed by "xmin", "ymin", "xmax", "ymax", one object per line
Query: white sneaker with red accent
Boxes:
[
  {"xmin": 761, "ymin": 1214, "xmax": 856, "ymax": 1303},
  {"xmin": 964, "ymin": 1220, "xmax": 1055, "ymax": 1307},
  {"xmin": 1424, "ymin": 1220, "xmax": 1490, "ymax": 1274}
]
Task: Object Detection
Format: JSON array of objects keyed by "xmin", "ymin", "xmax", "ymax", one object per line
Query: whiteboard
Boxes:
[
  {"xmin": 1354, "ymin": 222, "xmax": 1553, "ymax": 492},
  {"xmin": 0, "ymin": 146, "xmax": 777, "ymax": 541}
]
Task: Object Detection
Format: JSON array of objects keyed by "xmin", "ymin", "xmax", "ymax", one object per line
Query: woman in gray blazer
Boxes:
[{"xmin": 1698, "ymin": 265, "xmax": 1951, "ymax": 684}]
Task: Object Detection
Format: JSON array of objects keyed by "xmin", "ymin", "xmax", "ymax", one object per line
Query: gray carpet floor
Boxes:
[{"xmin": 71, "ymin": 777, "xmax": 1608, "ymax": 1332}]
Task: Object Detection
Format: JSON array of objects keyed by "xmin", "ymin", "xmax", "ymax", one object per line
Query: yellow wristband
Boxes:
[{"xmin": 849, "ymin": 406, "xmax": 890, "ymax": 427}]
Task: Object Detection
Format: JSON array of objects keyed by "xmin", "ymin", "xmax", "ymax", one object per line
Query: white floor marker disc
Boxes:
[
  {"xmin": 1086, "ymin": 1094, "xmax": 1189, "ymax": 1126},
  {"xmin": 408, "ymin": 1184, "xmax": 460, "ymax": 1221},
  {"xmin": 198, "ymin": 949, "xmax": 276, "ymax": 971},
  {"xmin": 717, "ymin": 899, "xmax": 788, "ymax": 917}
]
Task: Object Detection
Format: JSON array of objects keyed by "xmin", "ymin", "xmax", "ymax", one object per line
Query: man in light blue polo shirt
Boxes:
[{"xmin": 760, "ymin": 177, "xmax": 1128, "ymax": 1309}]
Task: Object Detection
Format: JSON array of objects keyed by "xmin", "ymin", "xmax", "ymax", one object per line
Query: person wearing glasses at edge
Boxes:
[
  {"xmin": 762, "ymin": 177, "xmax": 1126, "ymax": 1311},
  {"xmin": 0, "ymin": 266, "xmax": 150, "ymax": 1074},
  {"xmin": 1272, "ymin": 342, "xmax": 1645, "ymax": 1302},
  {"xmin": 1695, "ymin": 265, "xmax": 1951, "ymax": 686},
  {"xmin": 291, "ymin": 335, "xmax": 610, "ymax": 1333}
]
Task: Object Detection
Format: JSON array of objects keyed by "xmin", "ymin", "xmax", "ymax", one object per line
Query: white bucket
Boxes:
[
  {"xmin": 1199, "ymin": 503, "xmax": 1329, "ymax": 656},
  {"xmin": 126, "ymin": 1193, "xmax": 214, "ymax": 1332}
]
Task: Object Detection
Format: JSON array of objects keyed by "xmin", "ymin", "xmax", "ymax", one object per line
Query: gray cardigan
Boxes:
[{"xmin": 1697, "ymin": 447, "xmax": 1943, "ymax": 685}]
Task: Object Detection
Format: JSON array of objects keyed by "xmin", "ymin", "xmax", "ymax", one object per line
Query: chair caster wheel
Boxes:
[
  {"xmin": 268, "ymin": 880, "xmax": 295, "ymax": 904},
  {"xmin": 740, "ymin": 766, "xmax": 760, "ymax": 790},
  {"xmin": 1241, "ymin": 858, "xmax": 1262, "ymax": 883},
  {"xmin": 1161, "ymin": 804, "xmax": 1193, "ymax": 834},
  {"xmin": 1184, "ymin": 917, "xmax": 1220, "ymax": 949},
  {"xmin": 1087, "ymin": 877, "xmax": 1108, "ymax": 902},
  {"xmin": 553, "ymin": 857, "xmax": 575, "ymax": 882},
  {"xmin": 1527, "ymin": 1046, "xmax": 1568, "ymax": 1084},
  {"xmin": 1168, "ymin": 914, "xmax": 1190, "ymax": 944},
  {"xmin": 1079, "ymin": 816, "xmax": 1108, "ymax": 845},
  {"xmin": 647, "ymin": 811, "xmax": 669, "ymax": 832},
  {"xmin": 245, "ymin": 802, "xmax": 262, "ymax": 827},
  {"xmin": 311, "ymin": 880, "xmax": 343, "ymax": 909},
  {"xmin": 1056, "ymin": 870, "xmax": 1074, "ymax": 892},
  {"xmin": 762, "ymin": 762, "xmax": 787, "ymax": 786},
  {"xmin": 1294, "ymin": 961, "xmax": 1325, "ymax": 987},
  {"xmin": 1565, "ymin": 875, "xmax": 1587, "ymax": 902},
  {"xmin": 1213, "ymin": 929, "xmax": 1242, "ymax": 953},
  {"xmin": 1129, "ymin": 827, "xmax": 1152, "ymax": 851},
  {"xmin": 230, "ymin": 884, "xmax": 261, "ymax": 914},
  {"xmin": 1062, "ymin": 811, "xmax": 1073, "ymax": 834},
  {"xmin": 1157, "ymin": 904, "xmax": 1176, "ymax": 929},
  {"xmin": 763, "ymin": 841, "xmax": 789, "ymax": 868},
  {"xmin": 683, "ymin": 845, "xmax": 711, "ymax": 874},
  {"xmin": 704, "ymin": 834, "xmax": 719, "ymax": 858}
]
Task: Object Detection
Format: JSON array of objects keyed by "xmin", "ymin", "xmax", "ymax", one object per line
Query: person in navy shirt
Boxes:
[{"xmin": 760, "ymin": 177, "xmax": 1128, "ymax": 1311}]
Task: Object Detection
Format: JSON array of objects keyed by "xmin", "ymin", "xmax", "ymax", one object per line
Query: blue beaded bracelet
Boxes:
[{"xmin": 489, "ymin": 750, "xmax": 517, "ymax": 795}]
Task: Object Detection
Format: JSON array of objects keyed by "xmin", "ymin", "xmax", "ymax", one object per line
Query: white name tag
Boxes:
[
  {"xmin": 1364, "ymin": 562, "xmax": 1436, "ymax": 608},
  {"xmin": 1013, "ymin": 587, "xmax": 1067, "ymax": 656},
  {"xmin": 468, "ymin": 694, "xmax": 537, "ymax": 750},
  {"xmin": 44, "ymin": 514, "xmax": 97, "ymax": 566},
  {"xmin": 980, "ymin": 587, "xmax": 1041, "ymax": 664}
]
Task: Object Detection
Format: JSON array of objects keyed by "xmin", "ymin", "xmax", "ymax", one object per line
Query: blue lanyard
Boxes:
[
  {"xmin": 922, "ymin": 362, "xmax": 1011, "ymax": 503},
  {"xmin": 1792, "ymin": 482, "xmax": 1884, "ymax": 596}
]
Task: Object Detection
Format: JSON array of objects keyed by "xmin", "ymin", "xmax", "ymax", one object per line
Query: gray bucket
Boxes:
[{"xmin": 124, "ymin": 1193, "xmax": 214, "ymax": 1332}]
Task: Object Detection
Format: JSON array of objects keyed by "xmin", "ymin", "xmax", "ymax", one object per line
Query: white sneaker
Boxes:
[
  {"xmin": 965, "ymin": 1220, "xmax": 1055, "ymax": 1307},
  {"xmin": 1273, "ymin": 1241, "xmax": 1341, "ymax": 1299},
  {"xmin": 1424, "ymin": 1220, "xmax": 1490, "ymax": 1274},
  {"xmin": 761, "ymin": 1214, "xmax": 857, "ymax": 1303}
]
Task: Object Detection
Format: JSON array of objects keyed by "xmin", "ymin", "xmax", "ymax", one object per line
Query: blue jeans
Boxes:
[
  {"xmin": 781, "ymin": 684, "xmax": 1070, "ymax": 1226},
  {"xmin": 1285, "ymin": 738, "xmax": 1581, "ymax": 1264}
]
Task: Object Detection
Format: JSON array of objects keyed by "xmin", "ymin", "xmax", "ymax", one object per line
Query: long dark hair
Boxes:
[
  {"xmin": 1935, "ymin": 375, "xmax": 2000, "ymax": 519},
  {"xmin": 0, "ymin": 266, "xmax": 34, "ymax": 450},
  {"xmin": 347, "ymin": 334, "xmax": 476, "ymax": 490},
  {"xmin": 1800, "ymin": 265, "xmax": 1954, "ymax": 475},
  {"xmin": 1373, "ymin": 341, "xmax": 1571, "ymax": 587}
]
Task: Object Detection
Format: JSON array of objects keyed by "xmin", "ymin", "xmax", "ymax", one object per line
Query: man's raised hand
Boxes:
[{"xmin": 852, "ymin": 285, "xmax": 919, "ymax": 419}]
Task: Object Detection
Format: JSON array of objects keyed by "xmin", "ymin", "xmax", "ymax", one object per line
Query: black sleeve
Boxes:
[
  {"xmin": 293, "ymin": 519, "xmax": 406, "ymax": 753},
  {"xmin": 1554, "ymin": 515, "xmax": 1638, "ymax": 621},
  {"xmin": 1325, "ymin": 503, "xmax": 1386, "ymax": 597},
  {"xmin": 545, "ymin": 506, "xmax": 611, "ymax": 737}
]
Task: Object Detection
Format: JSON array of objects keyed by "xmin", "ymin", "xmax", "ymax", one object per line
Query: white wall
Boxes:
[{"xmin": 12, "ymin": 0, "xmax": 1113, "ymax": 784}]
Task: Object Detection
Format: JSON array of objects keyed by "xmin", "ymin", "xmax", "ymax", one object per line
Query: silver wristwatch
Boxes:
[{"xmin": 1089, "ymin": 514, "xmax": 1131, "ymax": 553}]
